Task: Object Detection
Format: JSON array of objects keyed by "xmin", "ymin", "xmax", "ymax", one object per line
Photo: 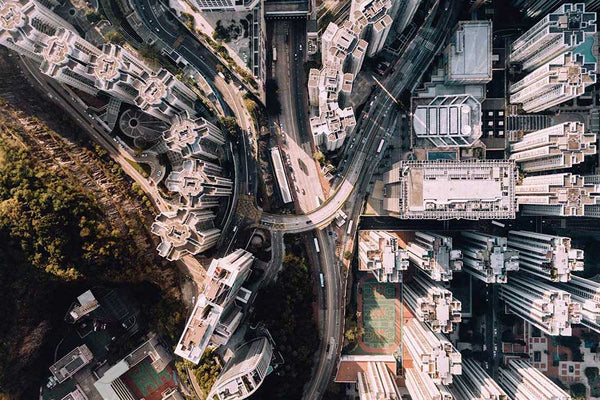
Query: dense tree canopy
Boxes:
[{"xmin": 251, "ymin": 253, "xmax": 319, "ymax": 400}]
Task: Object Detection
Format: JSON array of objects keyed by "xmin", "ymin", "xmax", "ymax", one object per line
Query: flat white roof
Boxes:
[{"xmin": 448, "ymin": 21, "xmax": 492, "ymax": 82}]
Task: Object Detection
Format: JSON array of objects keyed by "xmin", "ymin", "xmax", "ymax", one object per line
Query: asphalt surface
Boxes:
[{"xmin": 300, "ymin": 1, "xmax": 461, "ymax": 398}]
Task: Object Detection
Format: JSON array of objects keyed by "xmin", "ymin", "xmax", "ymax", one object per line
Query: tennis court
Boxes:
[
  {"xmin": 121, "ymin": 357, "xmax": 175, "ymax": 400},
  {"xmin": 356, "ymin": 276, "xmax": 401, "ymax": 354}
]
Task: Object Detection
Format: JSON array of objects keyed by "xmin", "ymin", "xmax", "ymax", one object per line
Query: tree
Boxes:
[
  {"xmin": 570, "ymin": 382, "xmax": 586, "ymax": 400},
  {"xmin": 314, "ymin": 151, "xmax": 326, "ymax": 164},
  {"xmin": 85, "ymin": 10, "xmax": 101, "ymax": 23},
  {"xmin": 344, "ymin": 250, "xmax": 353, "ymax": 260},
  {"xmin": 105, "ymin": 30, "xmax": 125, "ymax": 45},
  {"xmin": 344, "ymin": 317, "xmax": 363, "ymax": 348},
  {"xmin": 193, "ymin": 349, "xmax": 222, "ymax": 399},
  {"xmin": 219, "ymin": 116, "xmax": 239, "ymax": 138}
]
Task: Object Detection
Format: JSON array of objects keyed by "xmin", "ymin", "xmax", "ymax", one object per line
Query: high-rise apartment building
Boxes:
[
  {"xmin": 509, "ymin": 122, "xmax": 597, "ymax": 173},
  {"xmin": 447, "ymin": 359, "xmax": 508, "ymax": 400},
  {"xmin": 133, "ymin": 68, "xmax": 197, "ymax": 122},
  {"xmin": 498, "ymin": 359, "xmax": 571, "ymax": 400},
  {"xmin": 555, "ymin": 275, "xmax": 600, "ymax": 333},
  {"xmin": 458, "ymin": 231, "xmax": 519, "ymax": 284},
  {"xmin": 383, "ymin": 161, "xmax": 518, "ymax": 220},
  {"xmin": 309, "ymin": 0, "xmax": 394, "ymax": 151},
  {"xmin": 358, "ymin": 231, "xmax": 409, "ymax": 283},
  {"xmin": 510, "ymin": 3, "xmax": 596, "ymax": 71},
  {"xmin": 163, "ymin": 111, "xmax": 225, "ymax": 160},
  {"xmin": 402, "ymin": 319, "xmax": 462, "ymax": 385},
  {"xmin": 516, "ymin": 173, "xmax": 600, "ymax": 217},
  {"xmin": 404, "ymin": 273, "xmax": 462, "ymax": 333},
  {"xmin": 165, "ymin": 159, "xmax": 233, "ymax": 209},
  {"xmin": 175, "ymin": 249, "xmax": 255, "ymax": 364},
  {"xmin": 191, "ymin": 0, "xmax": 259, "ymax": 11},
  {"xmin": 207, "ymin": 337, "xmax": 273, "ymax": 400},
  {"xmin": 151, "ymin": 209, "xmax": 220, "ymax": 261},
  {"xmin": 404, "ymin": 231, "xmax": 463, "ymax": 281},
  {"xmin": 499, "ymin": 274, "xmax": 581, "ymax": 335},
  {"xmin": 0, "ymin": 0, "xmax": 198, "ymax": 120},
  {"xmin": 349, "ymin": 0, "xmax": 394, "ymax": 56},
  {"xmin": 509, "ymin": 50, "xmax": 597, "ymax": 113},
  {"xmin": 356, "ymin": 361, "xmax": 401, "ymax": 400},
  {"xmin": 507, "ymin": 230, "xmax": 584, "ymax": 282},
  {"xmin": 0, "ymin": 0, "xmax": 73, "ymax": 60},
  {"xmin": 405, "ymin": 366, "xmax": 454, "ymax": 400}
]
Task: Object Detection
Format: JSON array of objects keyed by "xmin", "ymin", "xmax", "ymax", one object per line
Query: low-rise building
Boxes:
[{"xmin": 49, "ymin": 345, "xmax": 93, "ymax": 384}]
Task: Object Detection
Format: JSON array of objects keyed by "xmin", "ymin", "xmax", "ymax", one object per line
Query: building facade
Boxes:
[
  {"xmin": 458, "ymin": 231, "xmax": 520, "ymax": 284},
  {"xmin": 358, "ymin": 231, "xmax": 409, "ymax": 283},
  {"xmin": 509, "ymin": 122, "xmax": 597, "ymax": 173},
  {"xmin": 507, "ymin": 230, "xmax": 584, "ymax": 282},
  {"xmin": 175, "ymin": 249, "xmax": 255, "ymax": 364}
]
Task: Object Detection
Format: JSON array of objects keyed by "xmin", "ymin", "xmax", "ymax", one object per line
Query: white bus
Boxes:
[
  {"xmin": 314, "ymin": 237, "xmax": 320, "ymax": 253},
  {"xmin": 346, "ymin": 220, "xmax": 353, "ymax": 235},
  {"xmin": 376, "ymin": 138, "xmax": 385, "ymax": 154},
  {"xmin": 319, "ymin": 273, "xmax": 324, "ymax": 288},
  {"xmin": 273, "ymin": 47, "xmax": 277, "ymax": 62}
]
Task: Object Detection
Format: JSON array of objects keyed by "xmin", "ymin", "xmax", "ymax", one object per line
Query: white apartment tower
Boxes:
[
  {"xmin": 165, "ymin": 158, "xmax": 233, "ymax": 209},
  {"xmin": 207, "ymin": 337, "xmax": 273, "ymax": 400},
  {"xmin": 499, "ymin": 274, "xmax": 582, "ymax": 335},
  {"xmin": 516, "ymin": 173, "xmax": 600, "ymax": 217},
  {"xmin": 507, "ymin": 230, "xmax": 584, "ymax": 282},
  {"xmin": 555, "ymin": 275, "xmax": 600, "ymax": 333},
  {"xmin": 163, "ymin": 111, "xmax": 225, "ymax": 160},
  {"xmin": 151, "ymin": 209, "xmax": 220, "ymax": 261},
  {"xmin": 92, "ymin": 44, "xmax": 156, "ymax": 105},
  {"xmin": 510, "ymin": 3, "xmax": 596, "ymax": 71},
  {"xmin": 458, "ymin": 231, "xmax": 520, "ymax": 284},
  {"xmin": 349, "ymin": 0, "xmax": 394, "ymax": 56},
  {"xmin": 509, "ymin": 122, "xmax": 597, "ymax": 173},
  {"xmin": 509, "ymin": 50, "xmax": 597, "ymax": 113},
  {"xmin": 133, "ymin": 68, "xmax": 197, "ymax": 122},
  {"xmin": 175, "ymin": 249, "xmax": 255, "ymax": 364},
  {"xmin": 356, "ymin": 362, "xmax": 401, "ymax": 400},
  {"xmin": 498, "ymin": 359, "xmax": 572, "ymax": 400},
  {"xmin": 404, "ymin": 273, "xmax": 462, "ymax": 333},
  {"xmin": 405, "ymin": 366, "xmax": 454, "ymax": 400},
  {"xmin": 402, "ymin": 318, "xmax": 462, "ymax": 385},
  {"xmin": 447, "ymin": 359, "xmax": 508, "ymax": 400},
  {"xmin": 358, "ymin": 231, "xmax": 409, "ymax": 283},
  {"xmin": 0, "ymin": 0, "xmax": 74, "ymax": 61},
  {"xmin": 191, "ymin": 0, "xmax": 259, "ymax": 12},
  {"xmin": 404, "ymin": 231, "xmax": 463, "ymax": 282}
]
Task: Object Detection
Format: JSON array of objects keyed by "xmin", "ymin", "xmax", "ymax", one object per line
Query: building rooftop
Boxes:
[
  {"xmin": 383, "ymin": 160, "xmax": 517, "ymax": 220},
  {"xmin": 447, "ymin": 21, "xmax": 493, "ymax": 83}
]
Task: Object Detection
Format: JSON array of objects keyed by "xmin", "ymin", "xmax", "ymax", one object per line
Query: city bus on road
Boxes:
[
  {"xmin": 319, "ymin": 273, "xmax": 324, "ymax": 288},
  {"xmin": 376, "ymin": 138, "xmax": 385, "ymax": 153},
  {"xmin": 314, "ymin": 237, "xmax": 320, "ymax": 253},
  {"xmin": 272, "ymin": 47, "xmax": 277, "ymax": 62},
  {"xmin": 346, "ymin": 220, "xmax": 353, "ymax": 235}
]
